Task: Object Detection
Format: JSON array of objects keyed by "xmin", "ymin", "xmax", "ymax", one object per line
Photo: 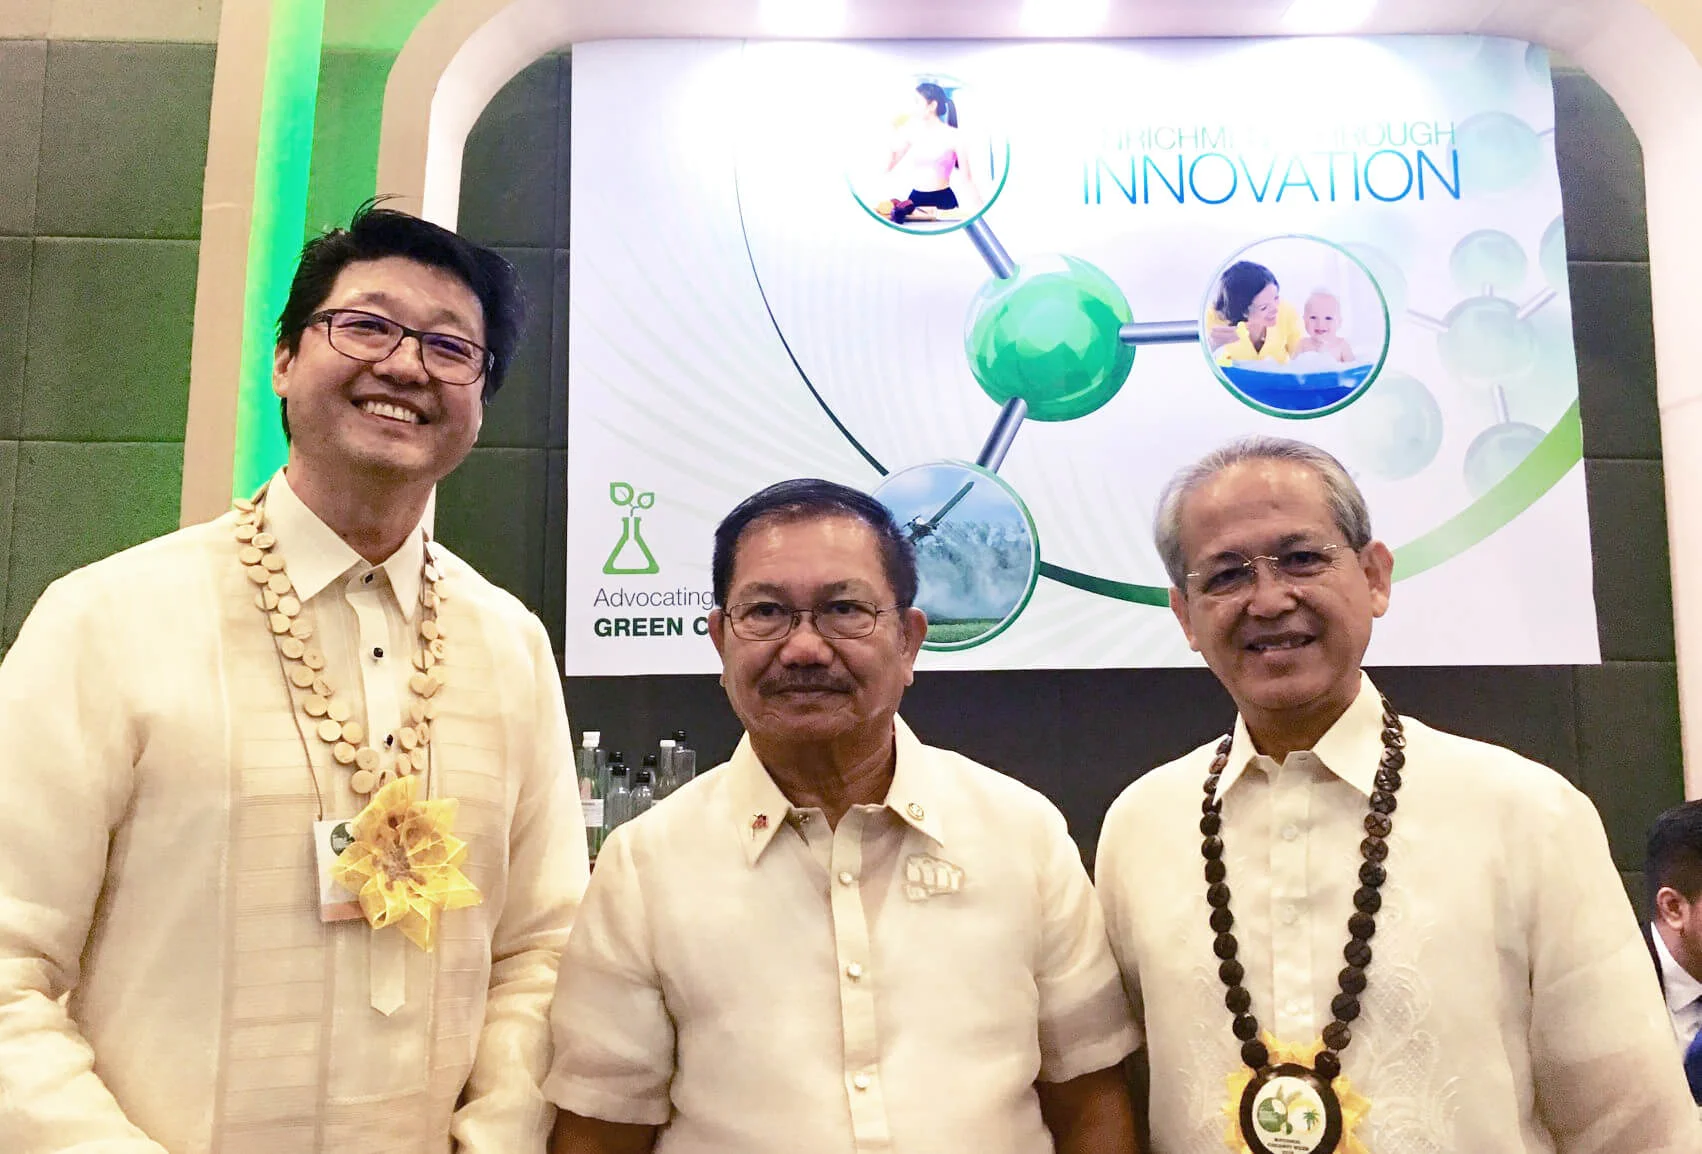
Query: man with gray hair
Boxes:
[{"xmin": 1096, "ymin": 435, "xmax": 1699, "ymax": 1153}]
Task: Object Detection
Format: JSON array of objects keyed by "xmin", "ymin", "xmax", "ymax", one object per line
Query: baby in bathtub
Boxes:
[{"xmin": 1296, "ymin": 290, "xmax": 1356, "ymax": 363}]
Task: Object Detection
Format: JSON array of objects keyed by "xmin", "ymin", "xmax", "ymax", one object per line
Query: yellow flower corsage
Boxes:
[{"xmin": 331, "ymin": 776, "xmax": 481, "ymax": 951}]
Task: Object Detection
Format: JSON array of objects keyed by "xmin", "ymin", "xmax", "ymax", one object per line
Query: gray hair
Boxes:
[{"xmin": 1153, "ymin": 436, "xmax": 1373, "ymax": 589}]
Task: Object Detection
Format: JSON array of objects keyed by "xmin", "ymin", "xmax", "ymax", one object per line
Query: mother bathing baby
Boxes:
[{"xmin": 1207, "ymin": 259, "xmax": 1357, "ymax": 366}]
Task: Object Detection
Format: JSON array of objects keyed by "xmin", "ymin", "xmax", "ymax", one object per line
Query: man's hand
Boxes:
[
  {"xmin": 550, "ymin": 1111, "xmax": 658, "ymax": 1154},
  {"xmin": 1038, "ymin": 1063, "xmax": 1141, "ymax": 1154}
]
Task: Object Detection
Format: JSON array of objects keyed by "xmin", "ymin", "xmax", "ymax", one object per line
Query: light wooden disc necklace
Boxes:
[{"xmin": 233, "ymin": 490, "xmax": 448, "ymax": 797}]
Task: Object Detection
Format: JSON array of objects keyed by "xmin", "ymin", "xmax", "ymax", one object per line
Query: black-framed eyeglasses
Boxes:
[
  {"xmin": 724, "ymin": 599, "xmax": 901, "ymax": 641},
  {"xmin": 1185, "ymin": 542, "xmax": 1349, "ymax": 600},
  {"xmin": 308, "ymin": 308, "xmax": 493, "ymax": 386}
]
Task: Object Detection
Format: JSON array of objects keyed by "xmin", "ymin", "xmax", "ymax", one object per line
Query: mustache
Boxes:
[{"xmin": 759, "ymin": 671, "xmax": 854, "ymax": 696}]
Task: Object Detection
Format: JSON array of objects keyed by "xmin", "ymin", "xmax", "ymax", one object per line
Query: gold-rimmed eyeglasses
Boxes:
[{"xmin": 1185, "ymin": 543, "xmax": 1350, "ymax": 600}]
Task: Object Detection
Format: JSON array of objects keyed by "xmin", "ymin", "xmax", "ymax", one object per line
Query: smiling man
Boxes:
[
  {"xmin": 545, "ymin": 478, "xmax": 1139, "ymax": 1154},
  {"xmin": 0, "ymin": 205, "xmax": 588, "ymax": 1152},
  {"xmin": 1096, "ymin": 436, "xmax": 1699, "ymax": 1154}
]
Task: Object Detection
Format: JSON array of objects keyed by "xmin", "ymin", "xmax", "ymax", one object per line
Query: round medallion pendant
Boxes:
[{"xmin": 1238, "ymin": 1064, "xmax": 1343, "ymax": 1154}]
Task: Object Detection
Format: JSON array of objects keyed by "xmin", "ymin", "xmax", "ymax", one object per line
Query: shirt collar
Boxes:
[
  {"xmin": 886, "ymin": 716, "xmax": 945, "ymax": 845},
  {"xmin": 1652, "ymin": 923, "xmax": 1702, "ymax": 1017},
  {"xmin": 727, "ymin": 715, "xmax": 943, "ymax": 866},
  {"xmin": 1215, "ymin": 672, "xmax": 1384, "ymax": 803},
  {"xmin": 261, "ymin": 468, "xmax": 426, "ymax": 618}
]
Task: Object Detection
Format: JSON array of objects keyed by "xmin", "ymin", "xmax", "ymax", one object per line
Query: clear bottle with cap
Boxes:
[
  {"xmin": 633, "ymin": 756, "xmax": 657, "ymax": 817},
  {"xmin": 656, "ymin": 738, "xmax": 677, "ymax": 798},
  {"xmin": 604, "ymin": 756, "xmax": 632, "ymax": 833},
  {"xmin": 576, "ymin": 731, "xmax": 605, "ymax": 856},
  {"xmin": 671, "ymin": 729, "xmax": 696, "ymax": 784}
]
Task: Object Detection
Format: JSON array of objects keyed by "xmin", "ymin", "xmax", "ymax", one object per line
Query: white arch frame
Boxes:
[{"xmin": 367, "ymin": 0, "xmax": 1702, "ymax": 792}]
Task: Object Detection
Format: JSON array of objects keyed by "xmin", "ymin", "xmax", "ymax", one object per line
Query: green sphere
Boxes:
[
  {"xmin": 964, "ymin": 254, "xmax": 1135, "ymax": 422},
  {"xmin": 1464, "ymin": 421, "xmax": 1545, "ymax": 498},
  {"xmin": 1437, "ymin": 295, "xmax": 1537, "ymax": 392},
  {"xmin": 1450, "ymin": 230, "xmax": 1528, "ymax": 296},
  {"xmin": 1339, "ymin": 371, "xmax": 1445, "ymax": 481},
  {"xmin": 1539, "ymin": 216, "xmax": 1568, "ymax": 292},
  {"xmin": 1454, "ymin": 112, "xmax": 1543, "ymax": 194}
]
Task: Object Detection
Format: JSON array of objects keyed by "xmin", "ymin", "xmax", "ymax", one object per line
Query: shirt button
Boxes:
[
  {"xmin": 845, "ymin": 962, "xmax": 863, "ymax": 981},
  {"xmin": 1281, "ymin": 824, "xmax": 1300, "ymax": 841},
  {"xmin": 362, "ymin": 572, "xmax": 374, "ymax": 584},
  {"xmin": 837, "ymin": 871, "xmax": 855, "ymax": 886},
  {"xmin": 1280, "ymin": 904, "xmax": 1299, "ymax": 925},
  {"xmin": 372, "ymin": 646, "xmax": 385, "ymax": 659},
  {"xmin": 852, "ymin": 1073, "xmax": 871, "ymax": 1091}
]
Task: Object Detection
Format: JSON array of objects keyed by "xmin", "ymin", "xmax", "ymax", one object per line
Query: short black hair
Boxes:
[
  {"xmin": 1214, "ymin": 259, "xmax": 1278, "ymax": 324},
  {"xmin": 712, "ymin": 478, "xmax": 918, "ymax": 609},
  {"xmin": 275, "ymin": 199, "xmax": 526, "ymax": 434},
  {"xmin": 1647, "ymin": 800, "xmax": 1702, "ymax": 907}
]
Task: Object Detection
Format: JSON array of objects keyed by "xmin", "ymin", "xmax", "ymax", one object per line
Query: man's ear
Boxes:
[
  {"xmin": 1656, "ymin": 885, "xmax": 1691, "ymax": 931},
  {"xmin": 1169, "ymin": 587, "xmax": 1201, "ymax": 653}
]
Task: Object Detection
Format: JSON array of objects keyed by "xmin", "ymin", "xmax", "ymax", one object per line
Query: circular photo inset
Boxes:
[
  {"xmin": 873, "ymin": 461, "xmax": 1038, "ymax": 651},
  {"xmin": 847, "ymin": 74, "xmax": 1010, "ymax": 236},
  {"xmin": 1200, "ymin": 235, "xmax": 1390, "ymax": 418}
]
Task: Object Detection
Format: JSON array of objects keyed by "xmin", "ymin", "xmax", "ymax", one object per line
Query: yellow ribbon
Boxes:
[
  {"xmin": 1223, "ymin": 1035, "xmax": 1370, "ymax": 1154},
  {"xmin": 331, "ymin": 776, "xmax": 482, "ymax": 951}
]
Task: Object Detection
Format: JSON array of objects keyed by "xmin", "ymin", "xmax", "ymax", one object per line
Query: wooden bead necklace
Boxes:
[
  {"xmin": 232, "ymin": 491, "xmax": 447, "ymax": 798},
  {"xmin": 1201, "ymin": 697, "xmax": 1406, "ymax": 1154}
]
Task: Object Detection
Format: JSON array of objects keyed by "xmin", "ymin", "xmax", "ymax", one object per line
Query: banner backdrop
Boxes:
[{"xmin": 564, "ymin": 36, "xmax": 1598, "ymax": 675}]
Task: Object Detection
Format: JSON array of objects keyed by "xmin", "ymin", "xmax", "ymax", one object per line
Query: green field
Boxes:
[{"xmin": 925, "ymin": 619, "xmax": 1004, "ymax": 644}]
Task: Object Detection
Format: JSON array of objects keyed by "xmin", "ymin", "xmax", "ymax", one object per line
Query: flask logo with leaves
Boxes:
[{"xmin": 603, "ymin": 482, "xmax": 659, "ymax": 575}]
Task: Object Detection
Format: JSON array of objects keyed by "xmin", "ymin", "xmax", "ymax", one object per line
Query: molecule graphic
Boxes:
[
  {"xmin": 866, "ymin": 208, "xmax": 1389, "ymax": 650},
  {"xmin": 1407, "ymin": 215, "xmax": 1571, "ymax": 498},
  {"xmin": 805, "ymin": 68, "xmax": 1571, "ymax": 652}
]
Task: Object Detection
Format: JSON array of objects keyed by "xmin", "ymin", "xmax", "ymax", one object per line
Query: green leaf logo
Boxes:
[{"xmin": 603, "ymin": 481, "xmax": 660, "ymax": 575}]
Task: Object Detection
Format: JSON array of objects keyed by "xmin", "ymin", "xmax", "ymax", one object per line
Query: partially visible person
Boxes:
[
  {"xmin": 1295, "ymin": 289, "xmax": 1356, "ymax": 363},
  {"xmin": 547, "ymin": 479, "xmax": 1139, "ymax": 1154},
  {"xmin": 0, "ymin": 203, "xmax": 588, "ymax": 1152},
  {"xmin": 883, "ymin": 81, "xmax": 982, "ymax": 224},
  {"xmin": 1207, "ymin": 260, "xmax": 1306, "ymax": 365},
  {"xmin": 1645, "ymin": 799, "xmax": 1702, "ymax": 1104},
  {"xmin": 1098, "ymin": 435, "xmax": 1700, "ymax": 1153}
]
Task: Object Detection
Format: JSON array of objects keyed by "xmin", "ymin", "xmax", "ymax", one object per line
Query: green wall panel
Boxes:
[
  {"xmin": 0, "ymin": 439, "xmax": 17, "ymax": 651},
  {"xmin": 434, "ymin": 446, "xmax": 550, "ymax": 616},
  {"xmin": 22, "ymin": 238, "xmax": 197, "ymax": 442},
  {"xmin": 1586, "ymin": 459, "xmax": 1675, "ymax": 662},
  {"xmin": 1577, "ymin": 662, "xmax": 1685, "ymax": 871},
  {"xmin": 4, "ymin": 440, "xmax": 182, "ymax": 647},
  {"xmin": 478, "ymin": 246, "xmax": 555, "ymax": 449},
  {"xmin": 549, "ymin": 247, "xmax": 568, "ymax": 445},
  {"xmin": 457, "ymin": 56, "xmax": 561, "ymax": 249},
  {"xmin": 554, "ymin": 54, "xmax": 571, "ymax": 249},
  {"xmin": 0, "ymin": 41, "xmax": 46, "ymax": 237},
  {"xmin": 0, "ymin": 237, "xmax": 30, "ymax": 440},
  {"xmin": 544, "ymin": 446, "xmax": 566, "ymax": 656},
  {"xmin": 1571, "ymin": 261, "xmax": 1661, "ymax": 460},
  {"xmin": 1553, "ymin": 68, "xmax": 1649, "ymax": 264},
  {"xmin": 35, "ymin": 41, "xmax": 214, "ymax": 240}
]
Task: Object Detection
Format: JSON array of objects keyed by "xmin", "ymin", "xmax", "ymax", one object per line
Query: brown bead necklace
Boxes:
[{"xmin": 1201, "ymin": 696, "xmax": 1405, "ymax": 1154}]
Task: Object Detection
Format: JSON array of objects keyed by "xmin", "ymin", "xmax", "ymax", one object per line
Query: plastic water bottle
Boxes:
[
  {"xmin": 633, "ymin": 758, "xmax": 656, "ymax": 817},
  {"xmin": 577, "ymin": 731, "xmax": 605, "ymax": 856},
  {"xmin": 604, "ymin": 758, "xmax": 632, "ymax": 833}
]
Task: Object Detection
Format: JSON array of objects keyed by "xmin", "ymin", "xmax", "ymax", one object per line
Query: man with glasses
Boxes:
[
  {"xmin": 545, "ymin": 478, "xmax": 1139, "ymax": 1153},
  {"xmin": 1096, "ymin": 436, "xmax": 1698, "ymax": 1153},
  {"xmin": 0, "ymin": 204, "xmax": 587, "ymax": 1152}
]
